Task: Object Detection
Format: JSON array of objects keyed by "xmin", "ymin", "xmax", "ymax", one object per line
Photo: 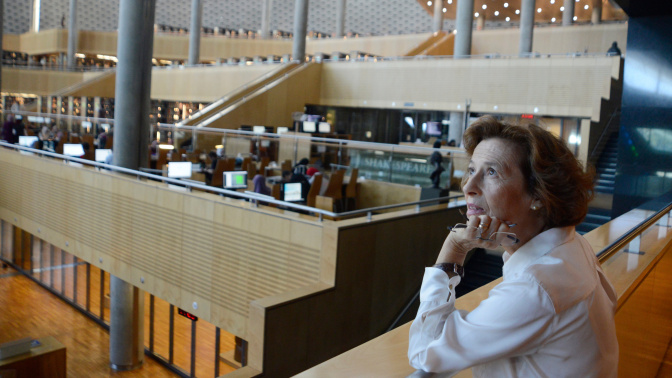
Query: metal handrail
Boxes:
[
  {"xmin": 0, "ymin": 141, "xmax": 463, "ymax": 221},
  {"xmin": 158, "ymin": 122, "xmax": 468, "ymax": 157},
  {"xmin": 320, "ymin": 51, "xmax": 620, "ymax": 64},
  {"xmin": 588, "ymin": 107, "xmax": 620, "ymax": 162},
  {"xmin": 596, "ymin": 200, "xmax": 672, "ymax": 262}
]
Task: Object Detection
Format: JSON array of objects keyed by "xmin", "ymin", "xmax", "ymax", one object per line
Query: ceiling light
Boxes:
[
  {"xmin": 551, "ymin": 17, "xmax": 556, "ymax": 22},
  {"xmin": 560, "ymin": 6, "xmax": 564, "ymax": 11},
  {"xmin": 504, "ymin": 2, "xmax": 509, "ymax": 7},
  {"xmin": 427, "ymin": 1, "xmax": 432, "ymax": 5},
  {"xmin": 475, "ymin": 12, "xmax": 480, "ymax": 17},
  {"xmin": 584, "ymin": 4, "xmax": 589, "ymax": 9},
  {"xmin": 494, "ymin": 10, "xmax": 499, "ymax": 16},
  {"xmin": 448, "ymin": 0, "xmax": 452, "ymax": 3},
  {"xmin": 537, "ymin": 7, "xmax": 542, "ymax": 12},
  {"xmin": 550, "ymin": 0, "xmax": 555, "ymax": 3},
  {"xmin": 482, "ymin": 4, "xmax": 487, "ymax": 9},
  {"xmin": 506, "ymin": 16, "xmax": 511, "ymax": 21},
  {"xmin": 443, "ymin": 7, "xmax": 447, "ymax": 12},
  {"xmin": 573, "ymin": 15, "xmax": 578, "ymax": 20},
  {"xmin": 515, "ymin": 9, "xmax": 520, "ymax": 14}
]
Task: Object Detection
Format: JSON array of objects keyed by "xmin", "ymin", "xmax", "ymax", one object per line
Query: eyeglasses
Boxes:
[{"xmin": 449, "ymin": 223, "xmax": 520, "ymax": 247}]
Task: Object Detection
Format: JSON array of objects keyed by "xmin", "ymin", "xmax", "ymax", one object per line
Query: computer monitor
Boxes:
[
  {"xmin": 167, "ymin": 161, "xmax": 193, "ymax": 178},
  {"xmin": 426, "ymin": 121, "xmax": 442, "ymax": 136},
  {"xmin": 95, "ymin": 149, "xmax": 112, "ymax": 162},
  {"xmin": 302, "ymin": 121, "xmax": 316, "ymax": 133},
  {"xmin": 63, "ymin": 143, "xmax": 85, "ymax": 157},
  {"xmin": 282, "ymin": 182, "xmax": 303, "ymax": 202},
  {"xmin": 277, "ymin": 127, "xmax": 289, "ymax": 134},
  {"xmin": 18, "ymin": 136, "xmax": 38, "ymax": 147},
  {"xmin": 224, "ymin": 171, "xmax": 248, "ymax": 189},
  {"xmin": 253, "ymin": 126, "xmax": 266, "ymax": 134},
  {"xmin": 318, "ymin": 122, "xmax": 331, "ymax": 133}
]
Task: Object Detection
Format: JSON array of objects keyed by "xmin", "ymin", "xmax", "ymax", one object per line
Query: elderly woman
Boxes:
[{"xmin": 408, "ymin": 116, "xmax": 618, "ymax": 376}]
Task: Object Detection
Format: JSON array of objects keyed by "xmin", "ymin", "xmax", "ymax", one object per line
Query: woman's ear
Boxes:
[{"xmin": 530, "ymin": 199, "xmax": 543, "ymax": 211}]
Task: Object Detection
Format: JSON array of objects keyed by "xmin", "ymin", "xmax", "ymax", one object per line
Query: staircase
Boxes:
[{"xmin": 577, "ymin": 131, "xmax": 619, "ymax": 234}]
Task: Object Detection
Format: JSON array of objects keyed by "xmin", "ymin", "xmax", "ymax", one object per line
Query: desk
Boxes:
[{"xmin": 0, "ymin": 336, "xmax": 66, "ymax": 378}]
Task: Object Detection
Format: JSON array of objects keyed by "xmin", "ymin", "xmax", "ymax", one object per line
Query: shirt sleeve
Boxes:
[{"xmin": 408, "ymin": 268, "xmax": 556, "ymax": 374}]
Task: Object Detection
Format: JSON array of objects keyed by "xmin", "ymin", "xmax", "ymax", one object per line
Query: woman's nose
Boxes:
[{"xmin": 463, "ymin": 172, "xmax": 481, "ymax": 195}]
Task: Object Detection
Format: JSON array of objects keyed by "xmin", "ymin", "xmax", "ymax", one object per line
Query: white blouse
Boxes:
[{"xmin": 408, "ymin": 226, "xmax": 619, "ymax": 377}]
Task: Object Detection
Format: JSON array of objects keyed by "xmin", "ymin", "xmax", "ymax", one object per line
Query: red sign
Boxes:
[
  {"xmin": 521, "ymin": 114, "xmax": 534, "ymax": 119},
  {"xmin": 177, "ymin": 308, "xmax": 198, "ymax": 321}
]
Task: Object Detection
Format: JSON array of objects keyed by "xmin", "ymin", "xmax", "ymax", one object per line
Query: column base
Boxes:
[{"xmin": 110, "ymin": 361, "xmax": 143, "ymax": 371}]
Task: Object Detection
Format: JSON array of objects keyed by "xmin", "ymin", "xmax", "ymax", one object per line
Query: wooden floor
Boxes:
[{"xmin": 0, "ymin": 257, "xmax": 238, "ymax": 377}]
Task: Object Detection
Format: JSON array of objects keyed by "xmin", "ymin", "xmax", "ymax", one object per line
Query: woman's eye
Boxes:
[
  {"xmin": 487, "ymin": 168, "xmax": 497, "ymax": 176},
  {"xmin": 468, "ymin": 167, "xmax": 475, "ymax": 175}
]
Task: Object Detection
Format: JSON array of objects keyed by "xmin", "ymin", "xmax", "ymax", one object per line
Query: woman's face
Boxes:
[{"xmin": 463, "ymin": 138, "xmax": 544, "ymax": 243}]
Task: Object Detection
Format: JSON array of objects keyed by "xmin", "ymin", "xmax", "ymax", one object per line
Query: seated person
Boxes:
[
  {"xmin": 203, "ymin": 151, "xmax": 218, "ymax": 185},
  {"xmin": 252, "ymin": 174, "xmax": 271, "ymax": 196},
  {"xmin": 307, "ymin": 167, "xmax": 329, "ymax": 196},
  {"xmin": 290, "ymin": 171, "xmax": 310, "ymax": 200},
  {"xmin": 293, "ymin": 158, "xmax": 310, "ymax": 176}
]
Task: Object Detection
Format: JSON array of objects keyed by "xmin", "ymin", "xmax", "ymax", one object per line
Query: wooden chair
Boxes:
[
  {"xmin": 271, "ymin": 183, "xmax": 281, "ymax": 201},
  {"xmin": 315, "ymin": 195, "xmax": 336, "ymax": 219},
  {"xmin": 224, "ymin": 158, "xmax": 236, "ymax": 171},
  {"xmin": 306, "ymin": 174, "xmax": 323, "ymax": 208},
  {"xmin": 157, "ymin": 148, "xmax": 169, "ymax": 171},
  {"xmin": 105, "ymin": 135, "xmax": 113, "ymax": 149},
  {"xmin": 322, "ymin": 169, "xmax": 345, "ymax": 212},
  {"xmin": 281, "ymin": 159, "xmax": 292, "ymax": 173},
  {"xmin": 81, "ymin": 135, "xmax": 95, "ymax": 149},
  {"xmin": 242, "ymin": 157, "xmax": 251, "ymax": 171},
  {"xmin": 247, "ymin": 161, "xmax": 257, "ymax": 178},
  {"xmin": 345, "ymin": 168, "xmax": 359, "ymax": 211},
  {"xmin": 210, "ymin": 159, "xmax": 227, "ymax": 187},
  {"xmin": 259, "ymin": 158, "xmax": 270, "ymax": 177}
]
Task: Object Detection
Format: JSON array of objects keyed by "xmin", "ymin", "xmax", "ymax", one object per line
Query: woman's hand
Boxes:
[{"xmin": 436, "ymin": 215, "xmax": 515, "ymax": 265}]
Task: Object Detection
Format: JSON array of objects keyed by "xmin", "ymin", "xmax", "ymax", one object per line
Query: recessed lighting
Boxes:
[
  {"xmin": 443, "ymin": 7, "xmax": 447, "ymax": 12},
  {"xmin": 448, "ymin": 0, "xmax": 452, "ymax": 4},
  {"xmin": 550, "ymin": 0, "xmax": 555, "ymax": 3},
  {"xmin": 584, "ymin": 4, "xmax": 589, "ymax": 9},
  {"xmin": 537, "ymin": 7, "xmax": 542, "ymax": 12},
  {"xmin": 506, "ymin": 16, "xmax": 511, "ymax": 21},
  {"xmin": 494, "ymin": 10, "xmax": 499, "ymax": 16},
  {"xmin": 515, "ymin": 9, "xmax": 520, "ymax": 14},
  {"xmin": 552, "ymin": 17, "xmax": 556, "ymax": 22},
  {"xmin": 504, "ymin": 2, "xmax": 509, "ymax": 7},
  {"xmin": 573, "ymin": 15, "xmax": 578, "ymax": 20},
  {"xmin": 427, "ymin": 1, "xmax": 432, "ymax": 5},
  {"xmin": 475, "ymin": 12, "xmax": 480, "ymax": 17},
  {"xmin": 560, "ymin": 6, "xmax": 564, "ymax": 11},
  {"xmin": 482, "ymin": 4, "xmax": 487, "ymax": 9}
]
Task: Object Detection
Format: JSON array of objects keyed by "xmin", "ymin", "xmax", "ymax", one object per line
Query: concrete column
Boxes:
[
  {"xmin": 0, "ymin": 0, "xmax": 3, "ymax": 95},
  {"xmin": 432, "ymin": 0, "xmax": 443, "ymax": 33},
  {"xmin": 93, "ymin": 97, "xmax": 101, "ymax": 118},
  {"xmin": 81, "ymin": 96, "xmax": 87, "ymax": 119},
  {"xmin": 562, "ymin": 0, "xmax": 574, "ymax": 26},
  {"xmin": 67, "ymin": 96, "xmax": 73, "ymax": 132},
  {"xmin": 67, "ymin": 0, "xmax": 77, "ymax": 70},
  {"xmin": 476, "ymin": 14, "xmax": 485, "ymax": 30},
  {"xmin": 519, "ymin": 0, "xmax": 535, "ymax": 56},
  {"xmin": 591, "ymin": 0, "xmax": 602, "ymax": 24},
  {"xmin": 260, "ymin": 0, "xmax": 273, "ymax": 39},
  {"xmin": 37, "ymin": 96, "xmax": 42, "ymax": 113},
  {"xmin": 188, "ymin": 0, "xmax": 202, "ymax": 65},
  {"xmin": 292, "ymin": 0, "xmax": 309, "ymax": 62},
  {"xmin": 454, "ymin": 0, "xmax": 474, "ymax": 58},
  {"xmin": 46, "ymin": 96, "xmax": 52, "ymax": 113},
  {"xmin": 32, "ymin": 0, "xmax": 40, "ymax": 32},
  {"xmin": 449, "ymin": 112, "xmax": 464, "ymax": 146},
  {"xmin": 110, "ymin": 0, "xmax": 156, "ymax": 371},
  {"xmin": 335, "ymin": 0, "xmax": 346, "ymax": 37}
]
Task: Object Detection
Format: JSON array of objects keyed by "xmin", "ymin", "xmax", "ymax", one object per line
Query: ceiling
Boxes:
[{"xmin": 417, "ymin": 0, "xmax": 627, "ymax": 24}]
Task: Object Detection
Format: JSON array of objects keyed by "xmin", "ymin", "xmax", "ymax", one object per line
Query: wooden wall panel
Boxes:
[
  {"xmin": 306, "ymin": 33, "xmax": 433, "ymax": 57},
  {"xmin": 151, "ymin": 64, "xmax": 278, "ymax": 102},
  {"xmin": 357, "ymin": 180, "xmax": 422, "ymax": 209},
  {"xmin": 319, "ymin": 56, "xmax": 619, "ymax": 120},
  {"xmin": 2, "ymin": 68, "xmax": 91, "ymax": 96},
  {"xmin": 472, "ymin": 23, "xmax": 628, "ymax": 56},
  {"xmin": 0, "ymin": 149, "xmax": 324, "ymax": 342}
]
